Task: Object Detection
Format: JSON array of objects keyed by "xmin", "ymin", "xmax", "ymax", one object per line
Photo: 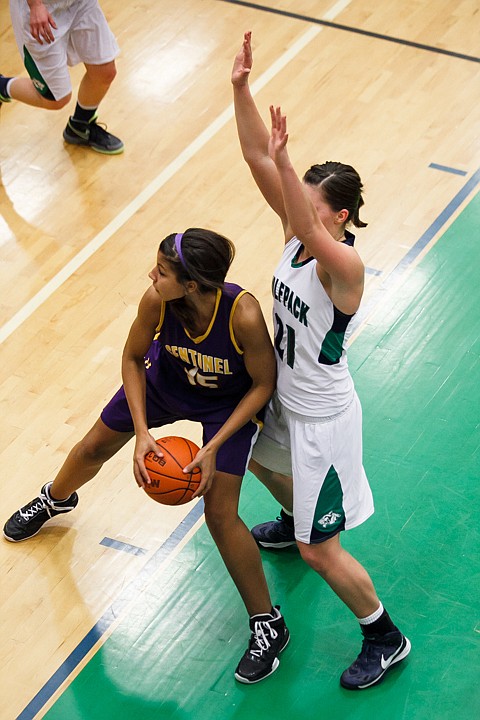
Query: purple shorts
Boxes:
[{"xmin": 100, "ymin": 384, "xmax": 264, "ymax": 477}]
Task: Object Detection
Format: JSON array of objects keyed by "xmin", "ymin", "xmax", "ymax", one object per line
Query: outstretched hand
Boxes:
[
  {"xmin": 268, "ymin": 105, "xmax": 289, "ymax": 166},
  {"xmin": 231, "ymin": 31, "xmax": 253, "ymax": 86}
]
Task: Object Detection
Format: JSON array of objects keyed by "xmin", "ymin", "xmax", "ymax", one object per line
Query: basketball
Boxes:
[{"xmin": 143, "ymin": 436, "xmax": 201, "ymax": 505}]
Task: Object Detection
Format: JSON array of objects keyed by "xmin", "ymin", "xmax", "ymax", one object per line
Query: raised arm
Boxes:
[
  {"xmin": 269, "ymin": 105, "xmax": 365, "ymax": 314},
  {"xmin": 232, "ymin": 32, "xmax": 289, "ymax": 233}
]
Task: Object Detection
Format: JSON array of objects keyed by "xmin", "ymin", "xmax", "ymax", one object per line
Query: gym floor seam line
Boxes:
[
  {"xmin": 16, "ymin": 169, "xmax": 480, "ymax": 720},
  {"xmin": 218, "ymin": 0, "xmax": 480, "ymax": 63}
]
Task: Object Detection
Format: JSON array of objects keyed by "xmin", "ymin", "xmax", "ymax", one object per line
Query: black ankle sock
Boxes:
[
  {"xmin": 71, "ymin": 102, "xmax": 97, "ymax": 124},
  {"xmin": 0, "ymin": 75, "xmax": 13, "ymax": 98},
  {"xmin": 362, "ymin": 609, "xmax": 398, "ymax": 637},
  {"xmin": 280, "ymin": 508, "xmax": 294, "ymax": 527}
]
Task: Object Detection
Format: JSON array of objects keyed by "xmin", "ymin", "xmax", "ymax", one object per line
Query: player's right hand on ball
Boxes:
[{"xmin": 134, "ymin": 432, "xmax": 161, "ymax": 488}]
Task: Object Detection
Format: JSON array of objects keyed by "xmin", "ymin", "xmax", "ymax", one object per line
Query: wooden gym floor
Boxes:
[{"xmin": 0, "ymin": 1, "xmax": 479, "ymax": 718}]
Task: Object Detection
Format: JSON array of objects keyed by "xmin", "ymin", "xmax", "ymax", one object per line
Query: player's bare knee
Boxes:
[
  {"xmin": 43, "ymin": 93, "xmax": 71, "ymax": 110},
  {"xmin": 88, "ymin": 62, "xmax": 117, "ymax": 87},
  {"xmin": 298, "ymin": 542, "xmax": 331, "ymax": 575},
  {"xmin": 103, "ymin": 63, "xmax": 117, "ymax": 84},
  {"xmin": 54, "ymin": 94, "xmax": 71, "ymax": 109},
  {"xmin": 204, "ymin": 505, "xmax": 233, "ymax": 537},
  {"xmin": 203, "ymin": 505, "xmax": 221, "ymax": 530},
  {"xmin": 73, "ymin": 437, "xmax": 112, "ymax": 465}
]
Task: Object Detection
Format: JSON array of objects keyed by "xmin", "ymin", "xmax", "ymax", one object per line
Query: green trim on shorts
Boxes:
[
  {"xmin": 23, "ymin": 46, "xmax": 56, "ymax": 100},
  {"xmin": 312, "ymin": 465, "xmax": 345, "ymax": 533}
]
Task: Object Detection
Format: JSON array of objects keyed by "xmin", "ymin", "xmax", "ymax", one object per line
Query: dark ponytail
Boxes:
[{"xmin": 303, "ymin": 162, "xmax": 367, "ymax": 228}]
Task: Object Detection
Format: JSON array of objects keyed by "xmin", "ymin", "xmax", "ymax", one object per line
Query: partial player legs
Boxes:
[
  {"xmin": 78, "ymin": 61, "xmax": 117, "ymax": 108},
  {"xmin": 297, "ymin": 534, "xmax": 379, "ymax": 617},
  {"xmin": 248, "ymin": 460, "xmax": 296, "ymax": 548},
  {"xmin": 0, "ymin": 62, "xmax": 123, "ymax": 153},
  {"xmin": 204, "ymin": 471, "xmax": 273, "ymax": 616},
  {"xmin": 297, "ymin": 534, "xmax": 410, "ymax": 688},
  {"xmin": 248, "ymin": 459, "xmax": 293, "ymax": 513},
  {"xmin": 4, "ymin": 76, "xmax": 71, "ymax": 109},
  {"xmin": 61, "ymin": 61, "xmax": 124, "ymax": 154},
  {"xmin": 3, "ymin": 419, "xmax": 132, "ymax": 541},
  {"xmin": 203, "ymin": 471, "xmax": 289, "ymax": 682},
  {"xmin": 50, "ymin": 418, "xmax": 132, "ymax": 499}
]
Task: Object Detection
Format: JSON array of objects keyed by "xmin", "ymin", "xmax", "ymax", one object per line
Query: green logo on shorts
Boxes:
[
  {"xmin": 317, "ymin": 511, "xmax": 342, "ymax": 528},
  {"xmin": 23, "ymin": 46, "xmax": 56, "ymax": 100},
  {"xmin": 314, "ymin": 465, "xmax": 345, "ymax": 532}
]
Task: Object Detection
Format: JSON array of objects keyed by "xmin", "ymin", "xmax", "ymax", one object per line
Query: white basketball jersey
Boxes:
[{"xmin": 273, "ymin": 237, "xmax": 355, "ymax": 416}]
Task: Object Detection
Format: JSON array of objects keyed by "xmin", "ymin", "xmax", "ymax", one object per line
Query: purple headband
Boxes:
[{"xmin": 174, "ymin": 232, "xmax": 187, "ymax": 270}]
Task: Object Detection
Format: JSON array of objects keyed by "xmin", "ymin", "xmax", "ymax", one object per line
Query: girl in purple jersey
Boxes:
[{"xmin": 4, "ymin": 227, "xmax": 289, "ymax": 684}]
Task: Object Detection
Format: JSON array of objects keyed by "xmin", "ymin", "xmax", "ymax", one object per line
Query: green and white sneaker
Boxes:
[{"xmin": 63, "ymin": 115, "xmax": 124, "ymax": 155}]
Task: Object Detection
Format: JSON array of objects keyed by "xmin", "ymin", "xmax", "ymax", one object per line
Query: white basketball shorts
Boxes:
[
  {"xmin": 252, "ymin": 391, "xmax": 374, "ymax": 544},
  {"xmin": 10, "ymin": 0, "xmax": 119, "ymax": 100}
]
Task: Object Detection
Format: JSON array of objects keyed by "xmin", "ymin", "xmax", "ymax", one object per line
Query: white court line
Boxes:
[{"xmin": 0, "ymin": 24, "xmax": 326, "ymax": 346}]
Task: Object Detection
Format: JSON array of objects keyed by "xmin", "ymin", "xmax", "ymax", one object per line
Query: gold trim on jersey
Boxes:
[
  {"xmin": 153, "ymin": 288, "xmax": 247, "ymax": 353},
  {"xmin": 153, "ymin": 302, "xmax": 166, "ymax": 340},
  {"xmin": 182, "ymin": 288, "xmax": 222, "ymax": 344},
  {"xmin": 229, "ymin": 289, "xmax": 248, "ymax": 355}
]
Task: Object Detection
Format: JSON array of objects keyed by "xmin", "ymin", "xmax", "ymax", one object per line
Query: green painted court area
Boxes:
[{"xmin": 44, "ymin": 196, "xmax": 480, "ymax": 720}]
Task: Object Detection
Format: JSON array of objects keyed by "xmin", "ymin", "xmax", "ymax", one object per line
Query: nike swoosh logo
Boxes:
[{"xmin": 380, "ymin": 654, "xmax": 390, "ymax": 670}]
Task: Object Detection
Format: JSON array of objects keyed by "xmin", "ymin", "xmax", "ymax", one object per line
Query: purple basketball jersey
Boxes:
[
  {"xmin": 146, "ymin": 282, "xmax": 253, "ymax": 413},
  {"xmin": 100, "ymin": 283, "xmax": 263, "ymax": 476}
]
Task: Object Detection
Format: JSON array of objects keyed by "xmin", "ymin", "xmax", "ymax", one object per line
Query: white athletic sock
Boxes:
[{"xmin": 358, "ymin": 602, "xmax": 384, "ymax": 625}]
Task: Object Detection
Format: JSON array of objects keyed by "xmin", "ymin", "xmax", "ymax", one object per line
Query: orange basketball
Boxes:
[{"xmin": 143, "ymin": 436, "xmax": 201, "ymax": 505}]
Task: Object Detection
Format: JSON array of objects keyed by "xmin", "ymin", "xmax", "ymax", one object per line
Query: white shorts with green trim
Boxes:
[
  {"xmin": 10, "ymin": 0, "xmax": 119, "ymax": 101},
  {"xmin": 252, "ymin": 392, "xmax": 374, "ymax": 544}
]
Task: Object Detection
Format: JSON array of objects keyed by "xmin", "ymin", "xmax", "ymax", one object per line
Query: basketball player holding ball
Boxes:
[{"xmin": 3, "ymin": 227, "xmax": 290, "ymax": 683}]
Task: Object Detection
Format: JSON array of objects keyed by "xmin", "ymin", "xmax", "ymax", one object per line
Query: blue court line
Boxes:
[
  {"xmin": 17, "ymin": 168, "xmax": 480, "ymax": 720},
  {"xmin": 100, "ymin": 537, "xmax": 148, "ymax": 556},
  {"xmin": 16, "ymin": 499, "xmax": 205, "ymax": 720},
  {"xmin": 218, "ymin": 0, "xmax": 480, "ymax": 64},
  {"xmin": 365, "ymin": 267, "xmax": 382, "ymax": 277},
  {"xmin": 356, "ymin": 167, "xmax": 480, "ymax": 324},
  {"xmin": 429, "ymin": 163, "xmax": 468, "ymax": 176},
  {"xmin": 386, "ymin": 167, "xmax": 480, "ymax": 278}
]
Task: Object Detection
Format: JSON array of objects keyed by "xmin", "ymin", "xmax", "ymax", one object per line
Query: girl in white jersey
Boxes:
[{"xmin": 232, "ymin": 31, "xmax": 410, "ymax": 691}]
